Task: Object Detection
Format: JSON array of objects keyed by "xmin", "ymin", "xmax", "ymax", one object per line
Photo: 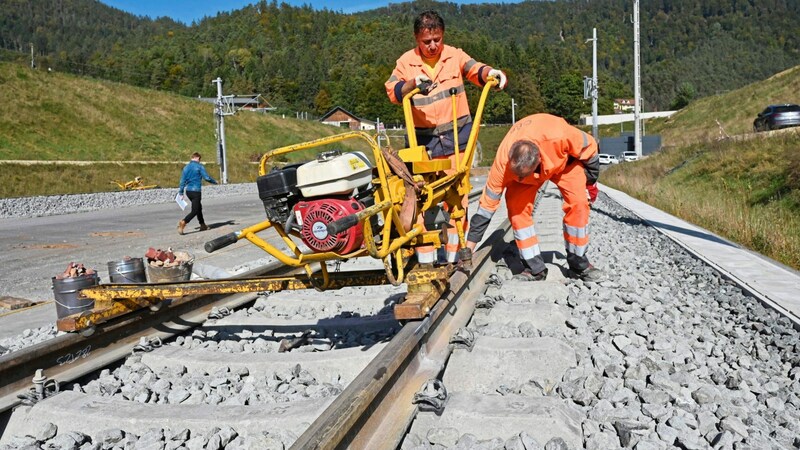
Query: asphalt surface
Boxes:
[{"xmin": 0, "ymin": 192, "xmax": 277, "ymax": 329}]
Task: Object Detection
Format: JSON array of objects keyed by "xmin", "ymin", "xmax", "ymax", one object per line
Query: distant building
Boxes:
[
  {"xmin": 613, "ymin": 98, "xmax": 635, "ymax": 114},
  {"xmin": 319, "ymin": 106, "xmax": 376, "ymax": 131},
  {"xmin": 599, "ymin": 132, "xmax": 662, "ymax": 157}
]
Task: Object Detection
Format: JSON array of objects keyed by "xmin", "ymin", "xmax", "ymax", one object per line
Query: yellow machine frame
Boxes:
[
  {"xmin": 61, "ymin": 77, "xmax": 498, "ymax": 331},
  {"xmin": 239, "ymin": 77, "xmax": 498, "ymax": 280}
]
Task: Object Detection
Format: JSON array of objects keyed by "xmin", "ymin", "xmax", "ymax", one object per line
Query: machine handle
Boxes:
[
  {"xmin": 327, "ymin": 215, "xmax": 359, "ymax": 236},
  {"xmin": 204, "ymin": 233, "xmax": 238, "ymax": 253}
]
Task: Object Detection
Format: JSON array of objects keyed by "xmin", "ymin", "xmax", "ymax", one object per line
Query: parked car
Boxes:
[
  {"xmin": 753, "ymin": 104, "xmax": 800, "ymax": 132},
  {"xmin": 598, "ymin": 154, "xmax": 619, "ymax": 165},
  {"xmin": 622, "ymin": 151, "xmax": 639, "ymax": 162}
]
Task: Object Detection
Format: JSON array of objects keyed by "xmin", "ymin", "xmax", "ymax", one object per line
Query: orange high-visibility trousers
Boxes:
[
  {"xmin": 415, "ymin": 152, "xmax": 469, "ymax": 264},
  {"xmin": 506, "ymin": 160, "xmax": 590, "ymax": 274}
]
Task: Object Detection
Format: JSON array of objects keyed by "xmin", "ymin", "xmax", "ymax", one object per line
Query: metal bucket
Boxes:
[
  {"xmin": 108, "ymin": 257, "xmax": 146, "ymax": 283},
  {"xmin": 52, "ymin": 272, "xmax": 99, "ymax": 320},
  {"xmin": 146, "ymin": 254, "xmax": 194, "ymax": 283}
]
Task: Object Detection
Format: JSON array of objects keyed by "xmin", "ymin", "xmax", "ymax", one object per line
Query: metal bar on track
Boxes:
[
  {"xmin": 0, "ymin": 261, "xmax": 299, "ymax": 421},
  {"xmin": 80, "ymin": 270, "xmax": 389, "ymax": 301}
]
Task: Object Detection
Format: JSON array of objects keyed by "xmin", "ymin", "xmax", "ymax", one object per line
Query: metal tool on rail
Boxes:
[{"xmin": 56, "ymin": 76, "xmax": 500, "ymax": 333}]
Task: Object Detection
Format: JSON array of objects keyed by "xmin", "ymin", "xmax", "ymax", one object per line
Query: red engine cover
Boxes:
[{"xmin": 293, "ymin": 198, "xmax": 365, "ymax": 254}]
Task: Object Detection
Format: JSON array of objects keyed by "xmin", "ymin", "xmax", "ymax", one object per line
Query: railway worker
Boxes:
[
  {"xmin": 384, "ymin": 9, "xmax": 507, "ymax": 266},
  {"xmin": 464, "ymin": 113, "xmax": 604, "ymax": 282},
  {"xmin": 177, "ymin": 152, "xmax": 217, "ymax": 235}
]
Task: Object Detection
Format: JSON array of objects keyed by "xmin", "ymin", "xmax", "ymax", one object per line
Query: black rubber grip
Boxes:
[
  {"xmin": 204, "ymin": 233, "xmax": 238, "ymax": 253},
  {"xmin": 327, "ymin": 215, "xmax": 359, "ymax": 236}
]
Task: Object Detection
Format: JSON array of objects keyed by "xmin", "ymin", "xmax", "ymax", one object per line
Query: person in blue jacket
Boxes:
[{"xmin": 177, "ymin": 152, "xmax": 217, "ymax": 235}]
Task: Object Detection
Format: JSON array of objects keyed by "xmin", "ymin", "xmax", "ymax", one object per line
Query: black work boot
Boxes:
[
  {"xmin": 576, "ymin": 265, "xmax": 605, "ymax": 282},
  {"xmin": 513, "ymin": 267, "xmax": 548, "ymax": 281}
]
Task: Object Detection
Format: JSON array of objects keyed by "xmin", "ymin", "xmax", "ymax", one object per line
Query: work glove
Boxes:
[
  {"xmin": 414, "ymin": 74, "xmax": 434, "ymax": 94},
  {"xmin": 488, "ymin": 69, "xmax": 507, "ymax": 90},
  {"xmin": 414, "ymin": 74, "xmax": 432, "ymax": 87},
  {"xmin": 586, "ymin": 183, "xmax": 599, "ymax": 204}
]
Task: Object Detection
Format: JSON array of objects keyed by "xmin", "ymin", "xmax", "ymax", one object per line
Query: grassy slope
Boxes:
[
  {"xmin": 603, "ymin": 65, "xmax": 800, "ymax": 269},
  {"xmin": 647, "ymin": 66, "xmax": 800, "ymax": 147},
  {"xmin": 0, "ymin": 62, "xmax": 368, "ymax": 197}
]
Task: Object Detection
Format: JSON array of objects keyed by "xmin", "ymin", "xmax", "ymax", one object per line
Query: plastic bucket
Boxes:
[
  {"xmin": 108, "ymin": 258, "xmax": 146, "ymax": 283},
  {"xmin": 146, "ymin": 255, "xmax": 194, "ymax": 283},
  {"xmin": 52, "ymin": 273, "xmax": 99, "ymax": 320}
]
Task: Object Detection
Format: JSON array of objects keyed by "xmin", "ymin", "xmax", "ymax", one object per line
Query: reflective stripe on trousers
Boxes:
[
  {"xmin": 551, "ymin": 162, "xmax": 591, "ymax": 272},
  {"xmin": 446, "ymin": 232, "xmax": 460, "ymax": 263}
]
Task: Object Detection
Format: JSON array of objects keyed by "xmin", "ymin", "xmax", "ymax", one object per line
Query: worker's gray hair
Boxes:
[
  {"xmin": 414, "ymin": 10, "xmax": 444, "ymax": 34},
  {"xmin": 509, "ymin": 140, "xmax": 540, "ymax": 175}
]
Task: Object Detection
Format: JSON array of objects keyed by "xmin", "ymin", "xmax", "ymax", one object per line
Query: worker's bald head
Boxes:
[{"xmin": 509, "ymin": 140, "xmax": 540, "ymax": 180}]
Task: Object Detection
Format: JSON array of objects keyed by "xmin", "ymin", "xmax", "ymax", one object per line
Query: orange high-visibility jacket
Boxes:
[
  {"xmin": 487, "ymin": 114, "xmax": 597, "ymax": 192},
  {"xmin": 468, "ymin": 114, "xmax": 599, "ymax": 243},
  {"xmin": 385, "ymin": 45, "xmax": 492, "ymax": 133}
]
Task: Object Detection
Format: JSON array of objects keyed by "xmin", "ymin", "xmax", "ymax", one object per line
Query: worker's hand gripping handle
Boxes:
[
  {"xmin": 326, "ymin": 214, "xmax": 359, "ymax": 236},
  {"xmin": 205, "ymin": 233, "xmax": 238, "ymax": 253}
]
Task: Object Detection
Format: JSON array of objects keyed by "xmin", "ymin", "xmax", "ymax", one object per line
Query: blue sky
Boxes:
[{"xmin": 101, "ymin": 1, "xmax": 525, "ymax": 24}]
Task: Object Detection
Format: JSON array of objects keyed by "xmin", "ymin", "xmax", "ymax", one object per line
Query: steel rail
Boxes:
[{"xmin": 291, "ymin": 219, "xmax": 512, "ymax": 449}]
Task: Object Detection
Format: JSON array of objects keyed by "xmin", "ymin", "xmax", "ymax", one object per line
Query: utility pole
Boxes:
[
  {"xmin": 586, "ymin": 28, "xmax": 599, "ymax": 139},
  {"xmin": 212, "ymin": 78, "xmax": 230, "ymax": 184},
  {"xmin": 511, "ymin": 98, "xmax": 517, "ymax": 124},
  {"xmin": 633, "ymin": 0, "xmax": 642, "ymax": 157}
]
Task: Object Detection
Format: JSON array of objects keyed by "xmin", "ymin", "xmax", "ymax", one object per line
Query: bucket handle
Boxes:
[{"xmin": 53, "ymin": 299, "xmax": 93, "ymax": 310}]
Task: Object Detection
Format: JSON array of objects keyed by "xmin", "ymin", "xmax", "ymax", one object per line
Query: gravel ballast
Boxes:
[
  {"xmin": 4, "ymin": 188, "xmax": 799, "ymax": 449},
  {"xmin": 404, "ymin": 194, "xmax": 800, "ymax": 449}
]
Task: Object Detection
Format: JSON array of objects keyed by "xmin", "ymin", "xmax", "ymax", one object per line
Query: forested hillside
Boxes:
[{"xmin": 1, "ymin": 0, "xmax": 798, "ymax": 124}]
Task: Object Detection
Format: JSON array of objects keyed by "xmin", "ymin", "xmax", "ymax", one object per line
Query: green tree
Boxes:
[{"xmin": 670, "ymin": 82, "xmax": 696, "ymax": 109}]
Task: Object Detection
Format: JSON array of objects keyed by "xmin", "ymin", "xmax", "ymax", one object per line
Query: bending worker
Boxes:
[
  {"xmin": 384, "ymin": 9, "xmax": 507, "ymax": 265},
  {"xmin": 465, "ymin": 113, "xmax": 603, "ymax": 282}
]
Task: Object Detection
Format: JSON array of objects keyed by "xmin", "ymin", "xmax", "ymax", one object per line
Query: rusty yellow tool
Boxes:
[{"xmin": 111, "ymin": 176, "xmax": 158, "ymax": 191}]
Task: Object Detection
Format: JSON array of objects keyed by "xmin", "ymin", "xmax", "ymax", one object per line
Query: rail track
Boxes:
[
  {"xmin": 0, "ymin": 190, "xmax": 514, "ymax": 448},
  {"xmin": 2, "ymin": 184, "xmax": 799, "ymax": 449}
]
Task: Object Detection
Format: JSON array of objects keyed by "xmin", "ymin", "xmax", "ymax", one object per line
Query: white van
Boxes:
[
  {"xmin": 598, "ymin": 154, "xmax": 619, "ymax": 165},
  {"xmin": 622, "ymin": 151, "xmax": 639, "ymax": 162}
]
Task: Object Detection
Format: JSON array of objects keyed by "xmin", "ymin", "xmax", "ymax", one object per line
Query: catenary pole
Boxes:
[
  {"xmin": 590, "ymin": 28, "xmax": 598, "ymax": 139},
  {"xmin": 511, "ymin": 98, "xmax": 516, "ymax": 125},
  {"xmin": 633, "ymin": 0, "xmax": 642, "ymax": 157},
  {"xmin": 212, "ymin": 78, "xmax": 229, "ymax": 184}
]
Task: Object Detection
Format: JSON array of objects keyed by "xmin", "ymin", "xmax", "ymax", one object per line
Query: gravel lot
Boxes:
[{"xmin": 0, "ymin": 184, "xmax": 257, "ymax": 219}]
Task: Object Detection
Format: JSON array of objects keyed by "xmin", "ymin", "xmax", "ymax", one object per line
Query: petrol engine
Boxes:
[{"xmin": 257, "ymin": 151, "xmax": 374, "ymax": 255}]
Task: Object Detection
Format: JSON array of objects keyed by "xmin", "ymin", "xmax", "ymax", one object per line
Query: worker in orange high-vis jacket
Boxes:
[
  {"xmin": 465, "ymin": 114, "xmax": 604, "ymax": 282},
  {"xmin": 384, "ymin": 9, "xmax": 507, "ymax": 265}
]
